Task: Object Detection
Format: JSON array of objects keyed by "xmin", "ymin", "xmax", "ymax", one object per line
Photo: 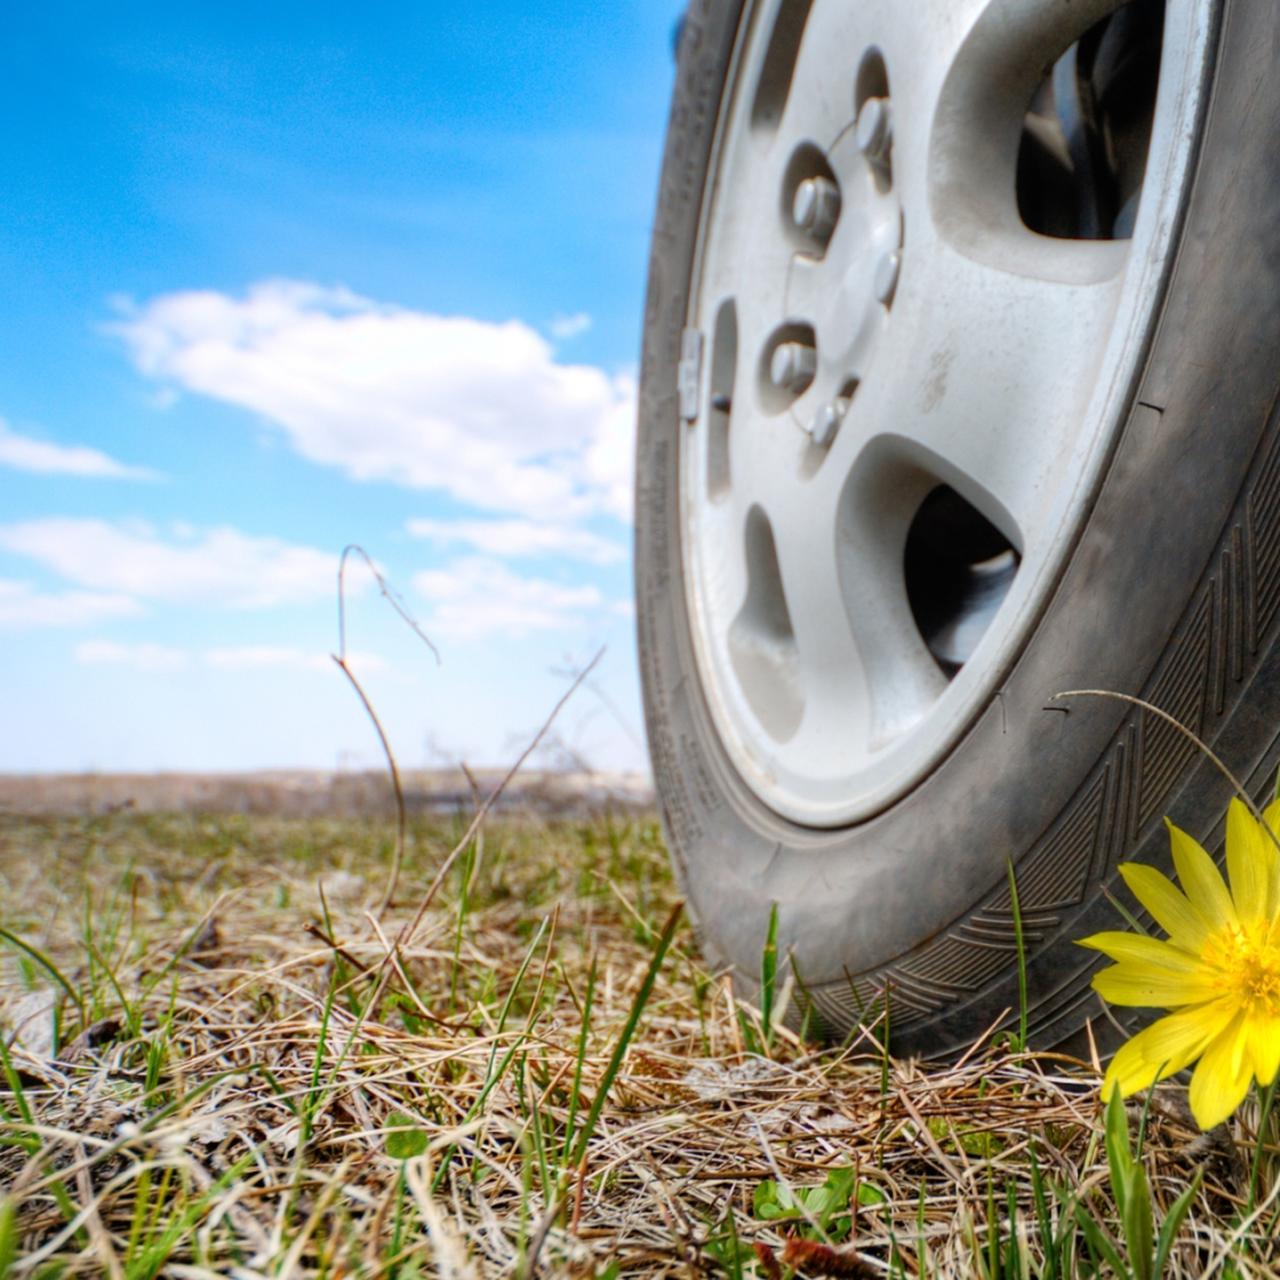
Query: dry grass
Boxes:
[{"xmin": 1, "ymin": 810, "xmax": 1278, "ymax": 1277}]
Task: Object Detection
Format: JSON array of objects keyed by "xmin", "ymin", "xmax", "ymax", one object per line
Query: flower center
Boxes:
[{"xmin": 1203, "ymin": 922, "xmax": 1280, "ymax": 1015}]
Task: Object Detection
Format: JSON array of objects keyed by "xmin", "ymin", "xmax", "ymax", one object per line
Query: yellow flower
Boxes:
[{"xmin": 1080, "ymin": 797, "xmax": 1280, "ymax": 1129}]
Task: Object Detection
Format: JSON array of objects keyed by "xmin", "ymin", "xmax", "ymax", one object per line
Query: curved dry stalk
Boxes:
[
  {"xmin": 394, "ymin": 648, "xmax": 605, "ymax": 954},
  {"xmin": 1050, "ymin": 688, "xmax": 1280, "ymax": 850},
  {"xmin": 333, "ymin": 544, "xmax": 441, "ymax": 914}
]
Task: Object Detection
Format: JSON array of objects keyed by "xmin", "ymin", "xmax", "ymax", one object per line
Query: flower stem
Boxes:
[{"xmin": 1248, "ymin": 1077, "xmax": 1278, "ymax": 1214}]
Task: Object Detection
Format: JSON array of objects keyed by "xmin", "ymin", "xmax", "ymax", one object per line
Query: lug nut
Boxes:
[
  {"xmin": 770, "ymin": 341, "xmax": 817, "ymax": 394},
  {"xmin": 809, "ymin": 397, "xmax": 850, "ymax": 448},
  {"xmin": 874, "ymin": 251, "xmax": 901, "ymax": 306},
  {"xmin": 792, "ymin": 176, "xmax": 841, "ymax": 243},
  {"xmin": 856, "ymin": 96, "xmax": 893, "ymax": 165}
]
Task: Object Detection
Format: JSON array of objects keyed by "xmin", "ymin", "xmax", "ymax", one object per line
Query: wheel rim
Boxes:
[{"xmin": 679, "ymin": 0, "xmax": 1215, "ymax": 827}]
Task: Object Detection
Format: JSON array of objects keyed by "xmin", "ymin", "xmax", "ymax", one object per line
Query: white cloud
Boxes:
[
  {"xmin": 205, "ymin": 645, "xmax": 332, "ymax": 673},
  {"xmin": 0, "ymin": 418, "xmax": 158, "ymax": 480},
  {"xmin": 0, "ymin": 518, "xmax": 342, "ymax": 608},
  {"xmin": 550, "ymin": 312, "xmax": 592, "ymax": 340},
  {"xmin": 74, "ymin": 642, "xmax": 388, "ymax": 676},
  {"xmin": 414, "ymin": 556, "xmax": 608, "ymax": 638},
  {"xmin": 205, "ymin": 645, "xmax": 386, "ymax": 675},
  {"xmin": 580, "ymin": 372, "xmax": 637, "ymax": 526},
  {"xmin": 0, "ymin": 580, "xmax": 143, "ymax": 631},
  {"xmin": 76, "ymin": 640, "xmax": 189, "ymax": 672},
  {"xmin": 112, "ymin": 280, "xmax": 635, "ymax": 522},
  {"xmin": 406, "ymin": 517, "xmax": 626, "ymax": 566}
]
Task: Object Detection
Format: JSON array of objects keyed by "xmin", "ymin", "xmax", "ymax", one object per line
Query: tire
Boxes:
[{"xmin": 636, "ymin": 0, "xmax": 1280, "ymax": 1054}]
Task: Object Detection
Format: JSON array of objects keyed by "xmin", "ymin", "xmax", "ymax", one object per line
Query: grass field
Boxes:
[{"xmin": 1, "ymin": 810, "xmax": 1277, "ymax": 1277}]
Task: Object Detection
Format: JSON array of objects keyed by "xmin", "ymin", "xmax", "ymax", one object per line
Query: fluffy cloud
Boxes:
[
  {"xmin": 550, "ymin": 312, "xmax": 592, "ymax": 340},
  {"xmin": 205, "ymin": 645, "xmax": 385, "ymax": 674},
  {"xmin": 414, "ymin": 556, "xmax": 607, "ymax": 638},
  {"xmin": 112, "ymin": 280, "xmax": 635, "ymax": 522},
  {"xmin": 0, "ymin": 518, "xmax": 342, "ymax": 608},
  {"xmin": 75, "ymin": 642, "xmax": 387, "ymax": 675},
  {"xmin": 0, "ymin": 580, "xmax": 142, "ymax": 630},
  {"xmin": 0, "ymin": 418, "xmax": 157, "ymax": 480},
  {"xmin": 405, "ymin": 517, "xmax": 626, "ymax": 566},
  {"xmin": 75, "ymin": 640, "xmax": 188, "ymax": 672}
]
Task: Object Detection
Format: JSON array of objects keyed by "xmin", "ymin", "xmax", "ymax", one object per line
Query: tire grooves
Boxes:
[{"xmin": 852, "ymin": 387, "xmax": 1280, "ymax": 1041}]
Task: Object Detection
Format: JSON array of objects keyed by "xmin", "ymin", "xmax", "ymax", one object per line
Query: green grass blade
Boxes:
[
  {"xmin": 1120, "ymin": 1164, "xmax": 1153, "ymax": 1280},
  {"xmin": 301, "ymin": 965, "xmax": 339, "ymax": 1148},
  {"xmin": 1153, "ymin": 1169, "xmax": 1202, "ymax": 1277},
  {"xmin": 126, "ymin": 1150, "xmax": 256, "ymax": 1279},
  {"xmin": 0, "ymin": 1196, "xmax": 15, "ymax": 1280},
  {"xmin": 760, "ymin": 903, "xmax": 779, "ymax": 1051},
  {"xmin": 1104, "ymin": 1087, "xmax": 1133, "ymax": 1219},
  {"xmin": 1249, "ymin": 1078, "xmax": 1277, "ymax": 1213},
  {"xmin": 570, "ymin": 901, "xmax": 682, "ymax": 1167},
  {"xmin": 1102, "ymin": 886, "xmax": 1151, "ymax": 937},
  {"xmin": 83, "ymin": 934, "xmax": 139, "ymax": 1038},
  {"xmin": 1027, "ymin": 1149, "xmax": 1058, "ymax": 1280},
  {"xmin": 1005, "ymin": 861, "xmax": 1027, "ymax": 1052},
  {"xmin": 561, "ymin": 952, "xmax": 597, "ymax": 1163},
  {"xmin": 0, "ymin": 925, "xmax": 86, "ymax": 1024},
  {"xmin": 1074, "ymin": 1202, "xmax": 1129, "ymax": 1278}
]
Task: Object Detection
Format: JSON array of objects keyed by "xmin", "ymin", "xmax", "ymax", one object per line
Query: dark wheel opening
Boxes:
[
  {"xmin": 1016, "ymin": 0, "xmax": 1165, "ymax": 240},
  {"xmin": 905, "ymin": 486, "xmax": 1020, "ymax": 678}
]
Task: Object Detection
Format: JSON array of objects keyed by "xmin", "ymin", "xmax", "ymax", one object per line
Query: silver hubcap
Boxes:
[{"xmin": 681, "ymin": 0, "xmax": 1214, "ymax": 826}]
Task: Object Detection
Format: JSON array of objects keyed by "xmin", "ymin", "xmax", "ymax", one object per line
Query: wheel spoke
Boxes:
[
  {"xmin": 760, "ymin": 476, "xmax": 871, "ymax": 745},
  {"xmin": 719, "ymin": 427, "xmax": 949, "ymax": 762},
  {"xmin": 767, "ymin": 0, "xmax": 868, "ymax": 148},
  {"xmin": 773, "ymin": 467, "xmax": 949, "ymax": 757},
  {"xmin": 845, "ymin": 235, "xmax": 1125, "ymax": 553}
]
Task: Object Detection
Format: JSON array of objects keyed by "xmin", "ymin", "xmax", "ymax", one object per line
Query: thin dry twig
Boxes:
[
  {"xmin": 1052, "ymin": 688, "xmax": 1278, "ymax": 844},
  {"xmin": 394, "ymin": 647, "xmax": 605, "ymax": 953},
  {"xmin": 333, "ymin": 544, "xmax": 441, "ymax": 914}
]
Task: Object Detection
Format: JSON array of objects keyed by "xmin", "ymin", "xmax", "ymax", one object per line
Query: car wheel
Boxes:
[{"xmin": 636, "ymin": 0, "xmax": 1280, "ymax": 1051}]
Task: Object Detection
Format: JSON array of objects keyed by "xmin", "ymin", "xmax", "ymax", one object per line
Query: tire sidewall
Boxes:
[{"xmin": 637, "ymin": 0, "xmax": 1280, "ymax": 1050}]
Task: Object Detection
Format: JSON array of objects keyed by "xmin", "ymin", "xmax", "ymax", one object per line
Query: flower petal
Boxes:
[
  {"xmin": 1167, "ymin": 819, "xmax": 1237, "ymax": 931},
  {"xmin": 1092, "ymin": 963, "xmax": 1221, "ymax": 1008},
  {"xmin": 1117, "ymin": 863, "xmax": 1211, "ymax": 953},
  {"xmin": 1189, "ymin": 1015, "xmax": 1253, "ymax": 1129},
  {"xmin": 1226, "ymin": 798, "xmax": 1274, "ymax": 924},
  {"xmin": 1249, "ymin": 1013, "xmax": 1280, "ymax": 1087},
  {"xmin": 1103, "ymin": 1001, "xmax": 1235, "ymax": 1099},
  {"xmin": 1262, "ymin": 796, "xmax": 1280, "ymax": 918},
  {"xmin": 1077, "ymin": 931, "xmax": 1210, "ymax": 974}
]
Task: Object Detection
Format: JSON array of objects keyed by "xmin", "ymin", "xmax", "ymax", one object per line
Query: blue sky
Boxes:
[{"xmin": 0, "ymin": 1, "xmax": 677, "ymax": 774}]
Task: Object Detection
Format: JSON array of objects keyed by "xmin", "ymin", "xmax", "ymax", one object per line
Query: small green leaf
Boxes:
[
  {"xmin": 857, "ymin": 1180, "xmax": 888, "ymax": 1207},
  {"xmin": 926, "ymin": 1114, "xmax": 1002, "ymax": 1158},
  {"xmin": 752, "ymin": 1180, "xmax": 793, "ymax": 1221},
  {"xmin": 752, "ymin": 1167, "xmax": 870, "ymax": 1239},
  {"xmin": 385, "ymin": 1110, "xmax": 429, "ymax": 1160}
]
